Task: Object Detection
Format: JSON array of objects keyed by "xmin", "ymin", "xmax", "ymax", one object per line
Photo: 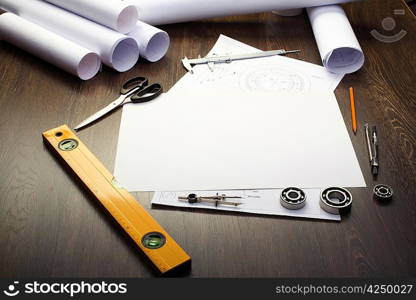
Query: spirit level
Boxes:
[{"xmin": 43, "ymin": 125, "xmax": 191, "ymax": 274}]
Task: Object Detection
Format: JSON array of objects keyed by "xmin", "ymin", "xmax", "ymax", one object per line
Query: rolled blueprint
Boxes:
[
  {"xmin": 131, "ymin": 0, "xmax": 361, "ymax": 25},
  {"xmin": 307, "ymin": 5, "xmax": 364, "ymax": 73},
  {"xmin": 0, "ymin": 0, "xmax": 139, "ymax": 72},
  {"xmin": 128, "ymin": 21, "xmax": 170, "ymax": 62},
  {"xmin": 0, "ymin": 13, "xmax": 101, "ymax": 80},
  {"xmin": 43, "ymin": 0, "xmax": 138, "ymax": 34}
]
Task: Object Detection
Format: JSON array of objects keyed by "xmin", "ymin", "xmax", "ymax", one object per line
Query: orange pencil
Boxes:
[{"xmin": 349, "ymin": 87, "xmax": 357, "ymax": 134}]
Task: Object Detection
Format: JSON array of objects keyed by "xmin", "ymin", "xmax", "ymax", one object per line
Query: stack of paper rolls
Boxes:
[
  {"xmin": 0, "ymin": 0, "xmax": 365, "ymax": 78},
  {"xmin": 0, "ymin": 0, "xmax": 171, "ymax": 80}
]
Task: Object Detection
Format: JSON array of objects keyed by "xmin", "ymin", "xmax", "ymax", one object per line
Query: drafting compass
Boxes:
[
  {"xmin": 178, "ymin": 193, "xmax": 243, "ymax": 207},
  {"xmin": 182, "ymin": 49, "xmax": 300, "ymax": 73}
]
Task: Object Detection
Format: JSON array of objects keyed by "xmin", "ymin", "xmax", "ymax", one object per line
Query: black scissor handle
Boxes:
[
  {"xmin": 130, "ymin": 83, "xmax": 163, "ymax": 103},
  {"xmin": 120, "ymin": 77, "xmax": 148, "ymax": 95}
]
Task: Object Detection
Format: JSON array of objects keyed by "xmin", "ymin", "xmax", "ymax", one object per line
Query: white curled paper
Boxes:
[
  {"xmin": 307, "ymin": 5, "xmax": 364, "ymax": 74},
  {"xmin": 0, "ymin": 13, "xmax": 101, "ymax": 80},
  {"xmin": 43, "ymin": 0, "xmax": 138, "ymax": 34},
  {"xmin": 131, "ymin": 0, "xmax": 361, "ymax": 25},
  {"xmin": 0, "ymin": 0, "xmax": 139, "ymax": 72},
  {"xmin": 128, "ymin": 21, "xmax": 170, "ymax": 62}
]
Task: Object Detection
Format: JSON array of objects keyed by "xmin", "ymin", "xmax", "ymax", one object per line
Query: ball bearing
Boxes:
[
  {"xmin": 373, "ymin": 184, "xmax": 393, "ymax": 201},
  {"xmin": 280, "ymin": 187, "xmax": 306, "ymax": 210},
  {"xmin": 320, "ymin": 187, "xmax": 352, "ymax": 215}
]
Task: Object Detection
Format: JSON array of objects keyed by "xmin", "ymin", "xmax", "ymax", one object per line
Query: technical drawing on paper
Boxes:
[
  {"xmin": 238, "ymin": 66, "xmax": 311, "ymax": 92},
  {"xmin": 172, "ymin": 34, "xmax": 343, "ymax": 93},
  {"xmin": 177, "ymin": 62, "xmax": 312, "ymax": 93}
]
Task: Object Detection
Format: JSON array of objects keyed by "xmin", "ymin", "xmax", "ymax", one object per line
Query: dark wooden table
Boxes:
[{"xmin": 1, "ymin": 0, "xmax": 415, "ymax": 278}]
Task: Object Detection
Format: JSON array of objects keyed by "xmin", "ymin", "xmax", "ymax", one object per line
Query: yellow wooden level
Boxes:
[{"xmin": 43, "ymin": 125, "xmax": 191, "ymax": 274}]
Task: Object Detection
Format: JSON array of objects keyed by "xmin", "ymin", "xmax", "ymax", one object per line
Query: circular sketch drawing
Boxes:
[{"xmin": 239, "ymin": 67, "xmax": 311, "ymax": 92}]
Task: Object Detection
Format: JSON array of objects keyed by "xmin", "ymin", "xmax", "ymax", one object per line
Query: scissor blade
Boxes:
[{"xmin": 74, "ymin": 96, "xmax": 125, "ymax": 131}]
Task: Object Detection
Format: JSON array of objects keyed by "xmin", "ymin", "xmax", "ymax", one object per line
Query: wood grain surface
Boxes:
[{"xmin": 0, "ymin": 0, "xmax": 415, "ymax": 277}]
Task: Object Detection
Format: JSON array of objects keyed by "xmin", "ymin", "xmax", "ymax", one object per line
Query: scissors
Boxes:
[{"xmin": 74, "ymin": 77, "xmax": 162, "ymax": 131}]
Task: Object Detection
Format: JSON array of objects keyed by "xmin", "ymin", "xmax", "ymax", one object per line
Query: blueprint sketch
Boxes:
[{"xmin": 171, "ymin": 35, "xmax": 344, "ymax": 93}]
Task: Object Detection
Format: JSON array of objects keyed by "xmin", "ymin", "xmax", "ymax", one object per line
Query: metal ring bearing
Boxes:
[
  {"xmin": 280, "ymin": 187, "xmax": 306, "ymax": 210},
  {"xmin": 320, "ymin": 187, "xmax": 352, "ymax": 215},
  {"xmin": 373, "ymin": 184, "xmax": 393, "ymax": 201}
]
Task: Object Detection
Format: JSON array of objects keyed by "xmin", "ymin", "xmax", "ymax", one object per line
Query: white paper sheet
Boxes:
[
  {"xmin": 152, "ymin": 189, "xmax": 341, "ymax": 221},
  {"xmin": 0, "ymin": 0, "xmax": 139, "ymax": 72},
  {"xmin": 0, "ymin": 13, "xmax": 101, "ymax": 80},
  {"xmin": 307, "ymin": 5, "xmax": 364, "ymax": 74},
  {"xmin": 114, "ymin": 91, "xmax": 366, "ymax": 191},
  {"xmin": 128, "ymin": 20, "xmax": 170, "ymax": 62},
  {"xmin": 43, "ymin": 0, "xmax": 138, "ymax": 34},
  {"xmin": 131, "ymin": 0, "xmax": 361, "ymax": 25},
  {"xmin": 171, "ymin": 35, "xmax": 344, "ymax": 93}
]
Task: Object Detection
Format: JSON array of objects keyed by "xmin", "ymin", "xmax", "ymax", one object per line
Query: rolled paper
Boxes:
[
  {"xmin": 307, "ymin": 5, "xmax": 364, "ymax": 73},
  {"xmin": 131, "ymin": 0, "xmax": 362, "ymax": 25},
  {"xmin": 128, "ymin": 21, "xmax": 170, "ymax": 62},
  {"xmin": 0, "ymin": 13, "xmax": 101, "ymax": 80},
  {"xmin": 0, "ymin": 0, "xmax": 139, "ymax": 72},
  {"xmin": 43, "ymin": 0, "xmax": 139, "ymax": 34}
]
